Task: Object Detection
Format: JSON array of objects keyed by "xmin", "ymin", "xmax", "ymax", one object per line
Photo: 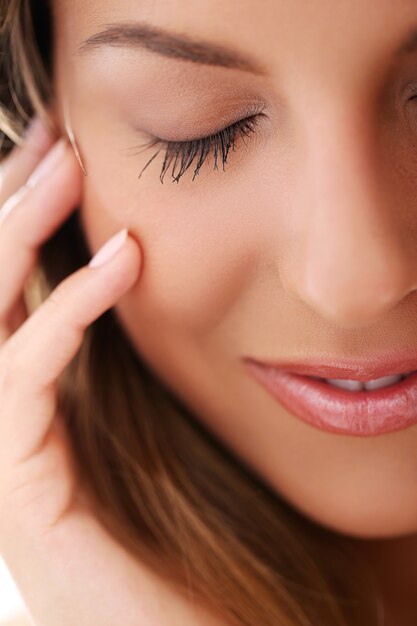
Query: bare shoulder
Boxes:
[{"xmin": 0, "ymin": 615, "xmax": 31, "ymax": 626}]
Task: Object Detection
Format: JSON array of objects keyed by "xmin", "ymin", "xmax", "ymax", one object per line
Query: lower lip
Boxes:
[{"xmin": 244, "ymin": 362, "xmax": 417, "ymax": 436}]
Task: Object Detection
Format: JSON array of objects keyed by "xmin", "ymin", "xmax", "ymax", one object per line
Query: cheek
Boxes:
[
  {"xmin": 79, "ymin": 155, "xmax": 266, "ymax": 346},
  {"xmin": 75, "ymin": 112, "xmax": 294, "ymax": 372}
]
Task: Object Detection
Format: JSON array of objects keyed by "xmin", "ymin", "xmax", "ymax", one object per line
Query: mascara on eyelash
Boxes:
[{"xmin": 130, "ymin": 114, "xmax": 261, "ymax": 184}]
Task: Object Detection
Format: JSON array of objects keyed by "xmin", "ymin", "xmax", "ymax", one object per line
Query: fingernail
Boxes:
[
  {"xmin": 26, "ymin": 138, "xmax": 68, "ymax": 188},
  {"xmin": 88, "ymin": 228, "xmax": 128, "ymax": 269}
]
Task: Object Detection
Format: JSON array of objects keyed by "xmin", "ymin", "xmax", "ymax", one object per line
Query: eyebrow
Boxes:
[
  {"xmin": 76, "ymin": 22, "xmax": 268, "ymax": 75},
  {"xmin": 77, "ymin": 21, "xmax": 417, "ymax": 74}
]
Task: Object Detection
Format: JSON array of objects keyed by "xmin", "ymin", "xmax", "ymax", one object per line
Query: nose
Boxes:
[{"xmin": 284, "ymin": 108, "xmax": 417, "ymax": 329}]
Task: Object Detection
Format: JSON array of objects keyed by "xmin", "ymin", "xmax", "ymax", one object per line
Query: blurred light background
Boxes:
[{"xmin": 0, "ymin": 558, "xmax": 26, "ymax": 623}]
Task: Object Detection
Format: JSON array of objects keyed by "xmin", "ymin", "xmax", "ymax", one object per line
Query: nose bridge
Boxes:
[{"xmin": 290, "ymin": 104, "xmax": 414, "ymax": 328}]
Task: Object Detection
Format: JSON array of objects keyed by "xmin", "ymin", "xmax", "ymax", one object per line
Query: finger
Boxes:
[
  {"xmin": 4, "ymin": 297, "xmax": 28, "ymax": 337},
  {"xmin": 0, "ymin": 116, "xmax": 56, "ymax": 205},
  {"xmin": 0, "ymin": 230, "xmax": 141, "ymax": 461},
  {"xmin": 0, "ymin": 139, "xmax": 82, "ymax": 328}
]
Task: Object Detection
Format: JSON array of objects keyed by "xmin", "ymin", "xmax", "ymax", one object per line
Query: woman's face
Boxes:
[{"xmin": 53, "ymin": 0, "xmax": 417, "ymax": 539}]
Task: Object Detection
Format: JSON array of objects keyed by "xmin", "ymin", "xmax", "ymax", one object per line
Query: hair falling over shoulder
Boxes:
[{"xmin": 0, "ymin": 1, "xmax": 383, "ymax": 624}]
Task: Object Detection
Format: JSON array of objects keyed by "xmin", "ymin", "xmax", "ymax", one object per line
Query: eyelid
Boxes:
[
  {"xmin": 128, "ymin": 105, "xmax": 268, "ymax": 184},
  {"xmin": 150, "ymin": 101, "xmax": 268, "ymax": 143},
  {"xmin": 135, "ymin": 112, "xmax": 265, "ymax": 183}
]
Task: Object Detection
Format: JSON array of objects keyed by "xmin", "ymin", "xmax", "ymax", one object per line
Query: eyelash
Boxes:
[{"xmin": 132, "ymin": 113, "xmax": 263, "ymax": 184}]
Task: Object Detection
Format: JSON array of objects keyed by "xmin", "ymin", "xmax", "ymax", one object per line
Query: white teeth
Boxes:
[
  {"xmin": 325, "ymin": 373, "xmax": 408, "ymax": 391},
  {"xmin": 326, "ymin": 378, "xmax": 364, "ymax": 391},
  {"xmin": 363, "ymin": 374, "xmax": 402, "ymax": 391}
]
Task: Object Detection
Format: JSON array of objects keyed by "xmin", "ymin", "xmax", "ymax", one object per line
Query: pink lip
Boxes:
[
  {"xmin": 243, "ymin": 351, "xmax": 417, "ymax": 382},
  {"xmin": 243, "ymin": 357, "xmax": 417, "ymax": 436}
]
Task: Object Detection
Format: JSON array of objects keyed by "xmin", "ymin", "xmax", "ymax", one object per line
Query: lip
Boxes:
[
  {"xmin": 243, "ymin": 356, "xmax": 417, "ymax": 436},
  {"xmin": 243, "ymin": 351, "xmax": 417, "ymax": 382}
]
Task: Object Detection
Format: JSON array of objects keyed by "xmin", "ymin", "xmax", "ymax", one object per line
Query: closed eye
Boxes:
[{"xmin": 129, "ymin": 113, "xmax": 265, "ymax": 184}]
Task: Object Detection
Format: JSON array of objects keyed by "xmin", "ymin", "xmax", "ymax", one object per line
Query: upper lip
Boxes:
[{"xmin": 243, "ymin": 351, "xmax": 417, "ymax": 382}]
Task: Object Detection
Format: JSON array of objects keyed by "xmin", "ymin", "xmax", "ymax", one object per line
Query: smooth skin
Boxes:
[
  {"xmin": 3, "ymin": 0, "xmax": 417, "ymax": 624},
  {"xmin": 51, "ymin": 1, "xmax": 417, "ymax": 624},
  {"xmin": 0, "ymin": 121, "xmax": 227, "ymax": 626}
]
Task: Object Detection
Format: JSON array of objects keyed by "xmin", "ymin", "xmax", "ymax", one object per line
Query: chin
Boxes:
[{"xmin": 294, "ymin": 497, "xmax": 417, "ymax": 540}]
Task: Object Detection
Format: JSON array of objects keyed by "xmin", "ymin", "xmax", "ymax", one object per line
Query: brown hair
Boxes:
[{"xmin": 0, "ymin": 2, "xmax": 383, "ymax": 625}]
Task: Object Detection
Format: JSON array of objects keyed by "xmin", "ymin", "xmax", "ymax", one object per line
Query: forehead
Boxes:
[
  {"xmin": 54, "ymin": 0, "xmax": 417, "ymax": 44},
  {"xmin": 53, "ymin": 0, "xmax": 417, "ymax": 91}
]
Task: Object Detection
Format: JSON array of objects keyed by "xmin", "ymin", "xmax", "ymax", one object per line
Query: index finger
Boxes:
[{"xmin": 0, "ymin": 231, "xmax": 141, "ymax": 460}]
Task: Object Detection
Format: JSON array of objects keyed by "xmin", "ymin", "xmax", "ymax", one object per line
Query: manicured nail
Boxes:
[
  {"xmin": 26, "ymin": 138, "xmax": 68, "ymax": 188},
  {"xmin": 88, "ymin": 228, "xmax": 128, "ymax": 269}
]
